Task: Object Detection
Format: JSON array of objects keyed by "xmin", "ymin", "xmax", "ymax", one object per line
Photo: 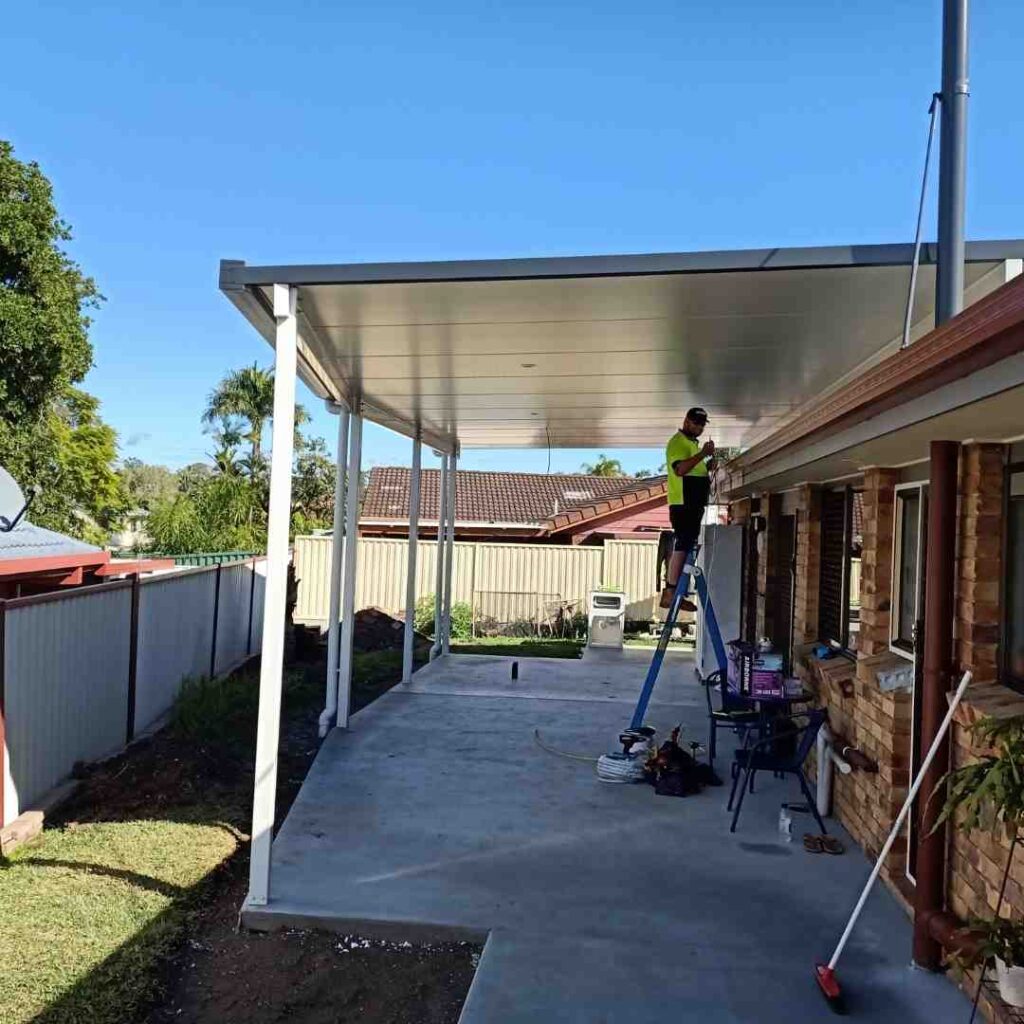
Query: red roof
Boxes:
[{"xmin": 361, "ymin": 467, "xmax": 664, "ymax": 527}]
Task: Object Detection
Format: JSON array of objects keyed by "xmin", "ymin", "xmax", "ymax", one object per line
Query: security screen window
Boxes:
[
  {"xmin": 1006, "ymin": 467, "xmax": 1024, "ymax": 690},
  {"xmin": 818, "ymin": 487, "xmax": 863, "ymax": 652}
]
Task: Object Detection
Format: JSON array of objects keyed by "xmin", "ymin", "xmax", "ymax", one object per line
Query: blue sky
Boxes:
[{"xmin": 5, "ymin": 1, "xmax": 1023, "ymax": 476}]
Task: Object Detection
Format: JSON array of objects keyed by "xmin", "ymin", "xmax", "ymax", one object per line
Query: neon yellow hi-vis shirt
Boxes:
[{"xmin": 666, "ymin": 431, "xmax": 707, "ymax": 506}]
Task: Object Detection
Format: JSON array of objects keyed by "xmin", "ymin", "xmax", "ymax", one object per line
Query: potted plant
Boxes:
[
  {"xmin": 934, "ymin": 714, "xmax": 1024, "ymax": 1006},
  {"xmin": 976, "ymin": 918, "xmax": 1024, "ymax": 1007}
]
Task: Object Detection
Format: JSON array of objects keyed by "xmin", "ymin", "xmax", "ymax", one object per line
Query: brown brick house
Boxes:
[
  {"xmin": 359, "ymin": 466, "xmax": 673, "ymax": 544},
  {"xmin": 722, "ymin": 269, "xmax": 1024, "ymax": 1012}
]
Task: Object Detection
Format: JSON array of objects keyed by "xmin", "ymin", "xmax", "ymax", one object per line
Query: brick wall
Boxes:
[
  {"xmin": 732, "ymin": 446, "xmax": 1023, "ymax": 1019},
  {"xmin": 957, "ymin": 443, "xmax": 1006, "ymax": 685},
  {"xmin": 793, "ymin": 485, "xmax": 821, "ymax": 650},
  {"xmin": 805, "ymin": 468, "xmax": 915, "ymax": 904},
  {"xmin": 859, "ymin": 470, "xmax": 899, "ymax": 656},
  {"xmin": 948, "ymin": 444, "xmax": 1016, "ymax": 933}
]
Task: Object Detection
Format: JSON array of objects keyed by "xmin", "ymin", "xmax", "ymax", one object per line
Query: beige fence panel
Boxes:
[
  {"xmin": 294, "ymin": 536, "xmax": 477, "ymax": 624},
  {"xmin": 293, "ymin": 536, "xmax": 332, "ymax": 624},
  {"xmin": 471, "ymin": 543, "xmax": 602, "ymax": 618},
  {"xmin": 293, "ymin": 535, "xmax": 661, "ymax": 629},
  {"xmin": 603, "ymin": 540, "xmax": 660, "ymax": 621}
]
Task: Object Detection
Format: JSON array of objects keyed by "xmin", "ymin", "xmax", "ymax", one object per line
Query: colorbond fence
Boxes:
[
  {"xmin": 0, "ymin": 559, "xmax": 266, "ymax": 827},
  {"xmin": 293, "ymin": 536, "xmax": 660, "ymax": 629}
]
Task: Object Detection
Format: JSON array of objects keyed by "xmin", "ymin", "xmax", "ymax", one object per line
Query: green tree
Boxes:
[
  {"xmin": 202, "ymin": 364, "xmax": 308, "ymax": 468},
  {"xmin": 0, "ymin": 388, "xmax": 127, "ymax": 544},
  {"xmin": 291, "ymin": 435, "xmax": 337, "ymax": 533},
  {"xmin": 0, "ymin": 142, "xmax": 123, "ymax": 543},
  {"xmin": 0, "ymin": 141, "xmax": 98, "ymax": 424},
  {"xmin": 580, "ymin": 454, "xmax": 624, "ymax": 477},
  {"xmin": 147, "ymin": 473, "xmax": 266, "ymax": 555},
  {"xmin": 119, "ymin": 458, "xmax": 179, "ymax": 510}
]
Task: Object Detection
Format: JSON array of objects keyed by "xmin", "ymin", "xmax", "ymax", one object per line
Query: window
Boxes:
[
  {"xmin": 1006, "ymin": 466, "xmax": 1024, "ymax": 690},
  {"xmin": 818, "ymin": 487, "xmax": 862, "ymax": 652},
  {"xmin": 891, "ymin": 485, "xmax": 928, "ymax": 657}
]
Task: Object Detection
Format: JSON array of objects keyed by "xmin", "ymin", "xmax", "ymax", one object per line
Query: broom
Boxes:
[{"xmin": 815, "ymin": 669, "xmax": 973, "ymax": 1013}]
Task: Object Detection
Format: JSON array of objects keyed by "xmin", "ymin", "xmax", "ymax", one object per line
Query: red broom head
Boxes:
[{"xmin": 814, "ymin": 964, "xmax": 846, "ymax": 1014}]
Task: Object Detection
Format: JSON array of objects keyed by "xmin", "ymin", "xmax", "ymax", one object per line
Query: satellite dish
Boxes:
[{"xmin": 0, "ymin": 466, "xmax": 30, "ymax": 533}]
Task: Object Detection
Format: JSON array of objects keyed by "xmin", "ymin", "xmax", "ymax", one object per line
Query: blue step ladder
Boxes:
[{"xmin": 629, "ymin": 544, "xmax": 729, "ymax": 730}]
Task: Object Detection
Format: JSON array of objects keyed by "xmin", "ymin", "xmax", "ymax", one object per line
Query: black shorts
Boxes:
[
  {"xmin": 670, "ymin": 483, "xmax": 709, "ymax": 554},
  {"xmin": 669, "ymin": 503, "xmax": 703, "ymax": 553}
]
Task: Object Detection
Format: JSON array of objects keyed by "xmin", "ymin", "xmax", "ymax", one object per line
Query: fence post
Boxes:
[
  {"xmin": 246, "ymin": 557, "xmax": 257, "ymax": 656},
  {"xmin": 210, "ymin": 563, "xmax": 223, "ymax": 678},
  {"xmin": 125, "ymin": 576, "xmax": 141, "ymax": 744},
  {"xmin": 0, "ymin": 600, "xmax": 7, "ymax": 828}
]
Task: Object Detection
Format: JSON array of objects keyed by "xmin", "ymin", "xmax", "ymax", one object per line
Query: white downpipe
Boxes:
[
  {"xmin": 827, "ymin": 670, "xmax": 972, "ymax": 972},
  {"xmin": 335, "ymin": 405, "xmax": 363, "ymax": 728},
  {"xmin": 319, "ymin": 403, "xmax": 349, "ymax": 736},
  {"xmin": 430, "ymin": 453, "xmax": 448, "ymax": 661},
  {"xmin": 248, "ymin": 283, "xmax": 298, "ymax": 907},
  {"xmin": 441, "ymin": 449, "xmax": 457, "ymax": 655},
  {"xmin": 402, "ymin": 435, "xmax": 422, "ymax": 684}
]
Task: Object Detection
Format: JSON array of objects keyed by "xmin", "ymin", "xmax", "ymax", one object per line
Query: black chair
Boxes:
[
  {"xmin": 700, "ymin": 669, "xmax": 760, "ymax": 770},
  {"xmin": 726, "ymin": 708, "xmax": 829, "ymax": 835}
]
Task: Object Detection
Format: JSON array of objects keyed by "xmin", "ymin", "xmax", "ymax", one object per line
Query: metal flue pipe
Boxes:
[{"xmin": 935, "ymin": 0, "xmax": 969, "ymax": 325}]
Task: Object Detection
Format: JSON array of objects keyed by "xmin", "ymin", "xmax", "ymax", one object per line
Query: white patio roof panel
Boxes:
[{"xmin": 219, "ymin": 241, "xmax": 1024, "ymax": 452}]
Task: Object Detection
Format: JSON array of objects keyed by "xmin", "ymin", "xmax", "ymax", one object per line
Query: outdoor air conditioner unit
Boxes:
[{"xmin": 588, "ymin": 591, "xmax": 626, "ymax": 649}]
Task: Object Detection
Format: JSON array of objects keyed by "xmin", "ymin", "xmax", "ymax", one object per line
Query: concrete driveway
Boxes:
[{"xmin": 243, "ymin": 649, "xmax": 967, "ymax": 1022}]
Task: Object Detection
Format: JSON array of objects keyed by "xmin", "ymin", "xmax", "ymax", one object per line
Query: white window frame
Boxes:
[
  {"xmin": 890, "ymin": 481, "xmax": 928, "ymax": 663},
  {"xmin": 889, "ymin": 480, "xmax": 928, "ymax": 886}
]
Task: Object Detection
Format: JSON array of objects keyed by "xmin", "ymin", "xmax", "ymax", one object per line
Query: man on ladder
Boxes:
[{"xmin": 660, "ymin": 407, "xmax": 716, "ymax": 610}]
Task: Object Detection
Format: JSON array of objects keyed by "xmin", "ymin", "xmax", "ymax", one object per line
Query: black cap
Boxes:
[{"xmin": 685, "ymin": 407, "xmax": 709, "ymax": 424}]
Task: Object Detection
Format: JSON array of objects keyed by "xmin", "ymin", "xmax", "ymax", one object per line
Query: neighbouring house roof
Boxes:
[
  {"xmin": 0, "ymin": 520, "xmax": 174, "ymax": 585},
  {"xmin": 0, "ymin": 521, "xmax": 100, "ymax": 561},
  {"xmin": 361, "ymin": 466, "xmax": 665, "ymax": 528},
  {"xmin": 543, "ymin": 477, "xmax": 669, "ymax": 534}
]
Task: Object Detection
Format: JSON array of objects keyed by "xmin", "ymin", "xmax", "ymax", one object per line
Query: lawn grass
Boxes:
[
  {"xmin": 0, "ymin": 649, "xmax": 402, "ymax": 1024},
  {"xmin": 449, "ymin": 636, "xmax": 583, "ymax": 659},
  {"xmin": 0, "ymin": 819, "xmax": 240, "ymax": 1024}
]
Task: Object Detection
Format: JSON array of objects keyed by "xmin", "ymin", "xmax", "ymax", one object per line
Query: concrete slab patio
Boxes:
[{"xmin": 244, "ymin": 649, "xmax": 967, "ymax": 1022}]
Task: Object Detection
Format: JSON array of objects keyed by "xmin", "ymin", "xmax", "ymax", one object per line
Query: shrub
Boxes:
[{"xmin": 414, "ymin": 594, "xmax": 473, "ymax": 640}]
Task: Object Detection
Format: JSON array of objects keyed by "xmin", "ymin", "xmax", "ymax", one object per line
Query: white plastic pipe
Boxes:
[
  {"xmin": 827, "ymin": 670, "xmax": 972, "ymax": 971},
  {"xmin": 430, "ymin": 453, "xmax": 448, "ymax": 661},
  {"xmin": 815, "ymin": 723, "xmax": 854, "ymax": 818},
  {"xmin": 402, "ymin": 435, "xmax": 421, "ymax": 684},
  {"xmin": 816, "ymin": 725, "xmax": 833, "ymax": 820},
  {"xmin": 441, "ymin": 449, "xmax": 457, "ymax": 655},
  {"xmin": 248, "ymin": 283, "xmax": 298, "ymax": 907},
  {"xmin": 320, "ymin": 403, "xmax": 349, "ymax": 736},
  {"xmin": 335, "ymin": 406, "xmax": 362, "ymax": 728}
]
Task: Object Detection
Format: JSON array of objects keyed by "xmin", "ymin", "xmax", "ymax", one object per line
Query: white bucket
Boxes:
[{"xmin": 996, "ymin": 957, "xmax": 1024, "ymax": 1008}]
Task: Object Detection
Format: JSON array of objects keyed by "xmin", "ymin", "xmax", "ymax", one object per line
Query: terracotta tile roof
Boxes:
[
  {"xmin": 544, "ymin": 477, "xmax": 668, "ymax": 533},
  {"xmin": 361, "ymin": 467, "xmax": 663, "ymax": 527}
]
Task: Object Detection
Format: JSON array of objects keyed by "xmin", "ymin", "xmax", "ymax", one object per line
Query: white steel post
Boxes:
[
  {"xmin": 402, "ymin": 434, "xmax": 422, "ymax": 684},
  {"xmin": 430, "ymin": 453, "xmax": 448, "ymax": 660},
  {"xmin": 336, "ymin": 404, "xmax": 363, "ymax": 728},
  {"xmin": 248, "ymin": 283, "xmax": 298, "ymax": 907},
  {"xmin": 319, "ymin": 401, "xmax": 349, "ymax": 737},
  {"xmin": 441, "ymin": 449, "xmax": 457, "ymax": 655}
]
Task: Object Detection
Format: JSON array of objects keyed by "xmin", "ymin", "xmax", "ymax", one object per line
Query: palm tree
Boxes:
[
  {"xmin": 581, "ymin": 454, "xmax": 625, "ymax": 477},
  {"xmin": 203, "ymin": 364, "xmax": 308, "ymax": 467}
]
